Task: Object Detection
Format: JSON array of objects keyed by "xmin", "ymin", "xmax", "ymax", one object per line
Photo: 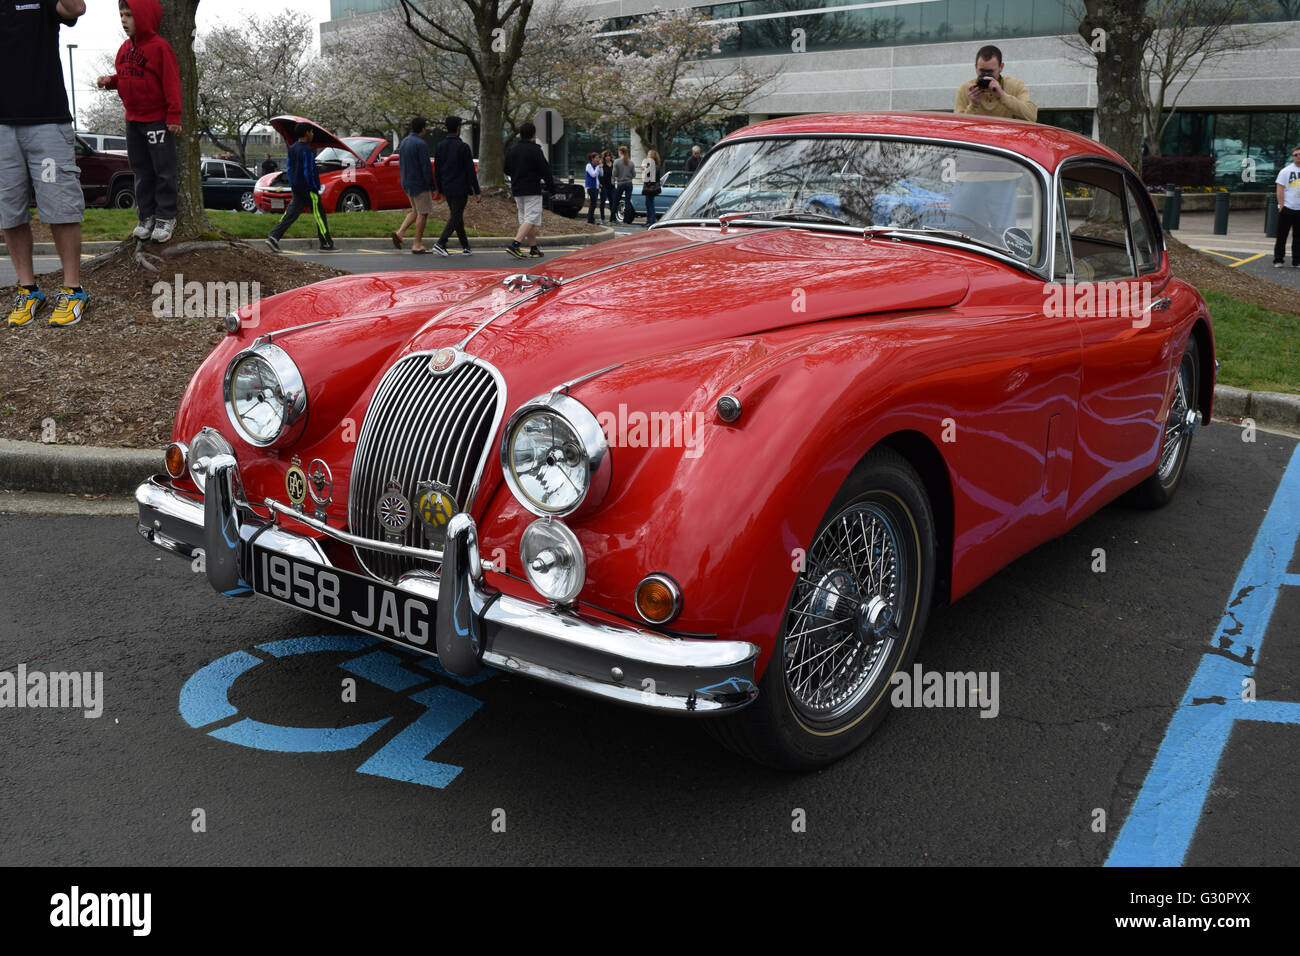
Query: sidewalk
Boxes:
[{"xmin": 1167, "ymin": 209, "xmax": 1280, "ymax": 254}]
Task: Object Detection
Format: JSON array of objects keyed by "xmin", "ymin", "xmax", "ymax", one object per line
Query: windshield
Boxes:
[
  {"xmin": 666, "ymin": 136, "xmax": 1045, "ymax": 265},
  {"xmin": 317, "ymin": 139, "xmax": 375, "ymax": 165}
]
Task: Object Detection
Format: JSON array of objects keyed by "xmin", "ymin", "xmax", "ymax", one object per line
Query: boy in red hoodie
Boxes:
[{"xmin": 96, "ymin": 0, "xmax": 182, "ymax": 242}]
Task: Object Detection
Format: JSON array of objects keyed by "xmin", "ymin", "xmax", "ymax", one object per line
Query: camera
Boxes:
[{"xmin": 977, "ymin": 70, "xmax": 996, "ymax": 89}]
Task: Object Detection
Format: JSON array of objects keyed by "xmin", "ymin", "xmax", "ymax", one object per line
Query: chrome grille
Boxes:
[{"xmin": 348, "ymin": 355, "xmax": 503, "ymax": 581}]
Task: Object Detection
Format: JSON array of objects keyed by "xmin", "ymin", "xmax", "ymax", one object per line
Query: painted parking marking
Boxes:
[
  {"xmin": 1228, "ymin": 252, "xmax": 1266, "ymax": 268},
  {"xmin": 179, "ymin": 635, "xmax": 493, "ymax": 788},
  {"xmin": 1106, "ymin": 443, "xmax": 1300, "ymax": 866},
  {"xmin": 1198, "ymin": 249, "xmax": 1246, "ymax": 264}
]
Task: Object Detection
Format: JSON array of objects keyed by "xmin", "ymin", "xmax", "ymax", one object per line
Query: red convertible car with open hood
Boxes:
[
  {"xmin": 253, "ymin": 115, "xmax": 422, "ymax": 214},
  {"xmin": 138, "ymin": 113, "xmax": 1214, "ymax": 769}
]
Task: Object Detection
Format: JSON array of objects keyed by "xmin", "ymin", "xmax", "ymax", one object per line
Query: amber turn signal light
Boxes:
[
  {"xmin": 635, "ymin": 574, "xmax": 682, "ymax": 625},
  {"xmin": 164, "ymin": 442, "xmax": 188, "ymax": 479}
]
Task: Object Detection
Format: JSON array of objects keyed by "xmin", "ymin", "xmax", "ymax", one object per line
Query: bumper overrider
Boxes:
[{"xmin": 135, "ymin": 458, "xmax": 759, "ymax": 714}]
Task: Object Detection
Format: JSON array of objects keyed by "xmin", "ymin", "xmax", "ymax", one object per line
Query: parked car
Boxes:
[
  {"xmin": 137, "ymin": 112, "xmax": 1214, "ymax": 769},
  {"xmin": 77, "ymin": 131, "xmax": 127, "ymax": 153},
  {"xmin": 254, "ymin": 115, "xmax": 413, "ymax": 214},
  {"xmin": 201, "ymin": 158, "xmax": 259, "ymax": 212},
  {"xmin": 74, "ymin": 134, "xmax": 135, "ymax": 208},
  {"xmin": 616, "ymin": 169, "xmax": 692, "ymax": 222},
  {"xmin": 544, "ymin": 177, "xmax": 585, "ymax": 217}
]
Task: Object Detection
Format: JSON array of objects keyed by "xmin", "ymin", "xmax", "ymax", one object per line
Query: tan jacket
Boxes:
[{"xmin": 954, "ymin": 74, "xmax": 1037, "ymax": 121}]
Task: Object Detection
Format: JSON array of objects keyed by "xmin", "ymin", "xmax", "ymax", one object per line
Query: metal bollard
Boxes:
[
  {"xmin": 1265, "ymin": 198, "xmax": 1278, "ymax": 237},
  {"xmin": 1213, "ymin": 191, "xmax": 1229, "ymax": 235},
  {"xmin": 1162, "ymin": 187, "xmax": 1181, "ymax": 231}
]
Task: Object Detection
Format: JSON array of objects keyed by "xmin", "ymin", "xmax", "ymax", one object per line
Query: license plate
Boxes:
[
  {"xmin": 270, "ymin": 199, "xmax": 284, "ymax": 210},
  {"xmin": 252, "ymin": 544, "xmax": 435, "ymax": 650}
]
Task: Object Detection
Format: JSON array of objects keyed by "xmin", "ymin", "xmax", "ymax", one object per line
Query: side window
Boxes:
[
  {"xmin": 1060, "ymin": 165, "xmax": 1135, "ymax": 282},
  {"xmin": 1124, "ymin": 178, "xmax": 1160, "ymax": 273},
  {"xmin": 105, "ymin": 136, "xmax": 126, "ymax": 151},
  {"xmin": 376, "ymin": 143, "xmax": 393, "ymax": 160}
]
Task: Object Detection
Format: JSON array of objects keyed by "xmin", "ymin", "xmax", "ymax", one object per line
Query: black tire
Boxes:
[
  {"xmin": 238, "ymin": 190, "xmax": 256, "ymax": 213},
  {"xmin": 337, "ymin": 187, "xmax": 369, "ymax": 213},
  {"xmin": 109, "ymin": 182, "xmax": 136, "ymax": 209},
  {"xmin": 706, "ymin": 447, "xmax": 936, "ymax": 770},
  {"xmin": 617, "ymin": 197, "xmax": 637, "ymax": 223},
  {"xmin": 1127, "ymin": 335, "xmax": 1200, "ymax": 509}
]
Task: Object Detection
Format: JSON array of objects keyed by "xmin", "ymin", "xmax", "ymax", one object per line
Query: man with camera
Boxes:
[{"xmin": 954, "ymin": 45, "xmax": 1037, "ymax": 122}]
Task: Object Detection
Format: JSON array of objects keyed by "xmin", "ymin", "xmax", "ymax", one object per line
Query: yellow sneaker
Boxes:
[
  {"xmin": 6, "ymin": 288, "xmax": 45, "ymax": 327},
  {"xmin": 48, "ymin": 287, "xmax": 87, "ymax": 328}
]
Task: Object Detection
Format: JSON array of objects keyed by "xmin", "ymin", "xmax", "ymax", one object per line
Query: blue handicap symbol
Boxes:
[{"xmin": 178, "ymin": 635, "xmax": 493, "ymax": 789}]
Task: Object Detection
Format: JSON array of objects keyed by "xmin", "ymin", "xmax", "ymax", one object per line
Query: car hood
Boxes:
[
  {"xmin": 393, "ymin": 225, "xmax": 972, "ymax": 377},
  {"xmin": 268, "ymin": 115, "xmax": 360, "ymax": 158}
]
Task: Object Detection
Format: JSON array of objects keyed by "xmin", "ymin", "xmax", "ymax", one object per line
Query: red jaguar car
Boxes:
[
  {"xmin": 139, "ymin": 113, "xmax": 1214, "ymax": 769},
  {"xmin": 253, "ymin": 115, "xmax": 427, "ymax": 214}
]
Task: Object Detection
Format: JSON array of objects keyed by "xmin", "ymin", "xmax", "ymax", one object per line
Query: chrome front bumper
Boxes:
[{"xmin": 136, "ymin": 469, "xmax": 759, "ymax": 714}]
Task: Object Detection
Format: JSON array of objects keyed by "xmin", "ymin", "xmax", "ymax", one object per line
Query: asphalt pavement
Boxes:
[{"xmin": 2, "ymin": 426, "xmax": 1295, "ymax": 865}]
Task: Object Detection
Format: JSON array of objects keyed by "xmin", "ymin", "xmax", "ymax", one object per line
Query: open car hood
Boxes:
[{"xmin": 268, "ymin": 115, "xmax": 361, "ymax": 159}]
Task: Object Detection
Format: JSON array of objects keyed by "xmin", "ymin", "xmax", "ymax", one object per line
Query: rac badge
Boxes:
[
  {"xmin": 376, "ymin": 479, "xmax": 411, "ymax": 542},
  {"xmin": 285, "ymin": 456, "xmax": 307, "ymax": 510},
  {"xmin": 415, "ymin": 480, "xmax": 457, "ymax": 548}
]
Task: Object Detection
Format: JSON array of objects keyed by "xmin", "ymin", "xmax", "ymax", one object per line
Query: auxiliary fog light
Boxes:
[{"xmin": 521, "ymin": 518, "xmax": 585, "ymax": 605}]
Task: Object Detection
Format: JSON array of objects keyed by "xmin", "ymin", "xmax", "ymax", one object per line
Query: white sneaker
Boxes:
[
  {"xmin": 132, "ymin": 218, "xmax": 155, "ymax": 240},
  {"xmin": 150, "ymin": 219, "xmax": 176, "ymax": 242}
]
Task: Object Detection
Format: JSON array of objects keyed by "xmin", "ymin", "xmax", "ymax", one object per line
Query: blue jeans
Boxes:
[
  {"xmin": 586, "ymin": 187, "xmax": 599, "ymax": 222},
  {"xmin": 645, "ymin": 191, "xmax": 658, "ymax": 226},
  {"xmin": 613, "ymin": 182, "xmax": 633, "ymax": 221}
]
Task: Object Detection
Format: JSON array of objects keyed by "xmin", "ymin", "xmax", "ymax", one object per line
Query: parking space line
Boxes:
[
  {"xmin": 1229, "ymin": 252, "xmax": 1266, "ymax": 268},
  {"xmin": 1198, "ymin": 249, "xmax": 1246, "ymax": 265},
  {"xmin": 1105, "ymin": 443, "xmax": 1300, "ymax": 866}
]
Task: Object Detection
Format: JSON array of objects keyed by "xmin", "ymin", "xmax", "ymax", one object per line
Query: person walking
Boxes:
[
  {"xmin": 3, "ymin": 0, "xmax": 89, "ymax": 329},
  {"xmin": 393, "ymin": 116, "xmax": 437, "ymax": 253},
  {"xmin": 599, "ymin": 149, "xmax": 615, "ymax": 224},
  {"xmin": 641, "ymin": 148, "xmax": 663, "ymax": 227},
  {"xmin": 1273, "ymin": 145, "xmax": 1300, "ymax": 268},
  {"xmin": 431, "ymin": 115, "xmax": 480, "ymax": 256},
  {"xmin": 584, "ymin": 151, "xmax": 601, "ymax": 224},
  {"xmin": 97, "ymin": 0, "xmax": 182, "ymax": 244},
  {"xmin": 503, "ymin": 120, "xmax": 554, "ymax": 259},
  {"xmin": 266, "ymin": 122, "xmax": 333, "ymax": 252},
  {"xmin": 612, "ymin": 146, "xmax": 635, "ymax": 224}
]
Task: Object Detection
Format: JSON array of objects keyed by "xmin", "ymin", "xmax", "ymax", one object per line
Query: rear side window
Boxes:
[
  {"xmin": 1060, "ymin": 165, "xmax": 1135, "ymax": 282},
  {"xmin": 105, "ymin": 136, "xmax": 126, "ymax": 150},
  {"xmin": 1125, "ymin": 178, "xmax": 1160, "ymax": 273}
]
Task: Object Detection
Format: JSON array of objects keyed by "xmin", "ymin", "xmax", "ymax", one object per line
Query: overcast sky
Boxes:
[{"xmin": 59, "ymin": 0, "xmax": 333, "ymax": 127}]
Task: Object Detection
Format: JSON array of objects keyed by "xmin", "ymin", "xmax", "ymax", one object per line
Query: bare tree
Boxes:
[
  {"xmin": 559, "ymin": 8, "xmax": 778, "ymax": 157},
  {"xmin": 196, "ymin": 10, "xmax": 315, "ymax": 164},
  {"xmin": 1139, "ymin": 0, "xmax": 1283, "ymax": 155},
  {"xmin": 396, "ymin": 0, "xmax": 534, "ymax": 188}
]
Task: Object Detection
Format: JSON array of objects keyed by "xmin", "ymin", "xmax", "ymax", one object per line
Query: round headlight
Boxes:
[
  {"xmin": 187, "ymin": 426, "xmax": 234, "ymax": 493},
  {"xmin": 222, "ymin": 343, "xmax": 306, "ymax": 447},
  {"xmin": 501, "ymin": 393, "xmax": 610, "ymax": 518},
  {"xmin": 521, "ymin": 518, "xmax": 585, "ymax": 604}
]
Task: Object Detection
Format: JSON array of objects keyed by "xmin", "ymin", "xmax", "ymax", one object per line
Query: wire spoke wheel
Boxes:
[
  {"xmin": 1156, "ymin": 347, "xmax": 1195, "ymax": 483},
  {"xmin": 784, "ymin": 501, "xmax": 905, "ymax": 723}
]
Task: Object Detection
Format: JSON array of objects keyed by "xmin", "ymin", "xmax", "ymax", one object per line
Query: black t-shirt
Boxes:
[{"xmin": 0, "ymin": 0, "xmax": 77, "ymax": 125}]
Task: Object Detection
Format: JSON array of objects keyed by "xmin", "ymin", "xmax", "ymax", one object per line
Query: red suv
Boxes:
[{"xmin": 74, "ymin": 134, "xmax": 135, "ymax": 208}]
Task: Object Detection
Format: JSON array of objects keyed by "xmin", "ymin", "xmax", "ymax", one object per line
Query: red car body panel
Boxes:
[{"xmin": 166, "ymin": 113, "xmax": 1215, "ymax": 683}]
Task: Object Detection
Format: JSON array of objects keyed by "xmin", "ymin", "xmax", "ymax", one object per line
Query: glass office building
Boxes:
[{"xmin": 325, "ymin": 0, "xmax": 1300, "ymax": 185}]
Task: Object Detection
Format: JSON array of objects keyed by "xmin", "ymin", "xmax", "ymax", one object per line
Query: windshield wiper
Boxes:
[
  {"xmin": 765, "ymin": 211, "xmax": 850, "ymax": 226},
  {"xmin": 873, "ymin": 225, "xmax": 1003, "ymax": 253}
]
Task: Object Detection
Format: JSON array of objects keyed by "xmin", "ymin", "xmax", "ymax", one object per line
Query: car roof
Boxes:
[{"xmin": 722, "ymin": 112, "xmax": 1128, "ymax": 173}]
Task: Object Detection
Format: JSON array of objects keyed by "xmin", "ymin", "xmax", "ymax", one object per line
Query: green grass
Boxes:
[
  {"xmin": 69, "ymin": 208, "xmax": 486, "ymax": 241},
  {"xmin": 1203, "ymin": 290, "xmax": 1300, "ymax": 394}
]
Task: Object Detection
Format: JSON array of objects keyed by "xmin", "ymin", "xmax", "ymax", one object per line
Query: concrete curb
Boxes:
[
  {"xmin": 2, "ymin": 384, "xmax": 1296, "ymax": 498},
  {"xmin": 2, "ymin": 228, "xmax": 614, "ymax": 257}
]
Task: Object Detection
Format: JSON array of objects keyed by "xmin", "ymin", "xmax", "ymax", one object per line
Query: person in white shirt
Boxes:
[
  {"xmin": 1274, "ymin": 145, "xmax": 1300, "ymax": 267},
  {"xmin": 641, "ymin": 149, "xmax": 662, "ymax": 226}
]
